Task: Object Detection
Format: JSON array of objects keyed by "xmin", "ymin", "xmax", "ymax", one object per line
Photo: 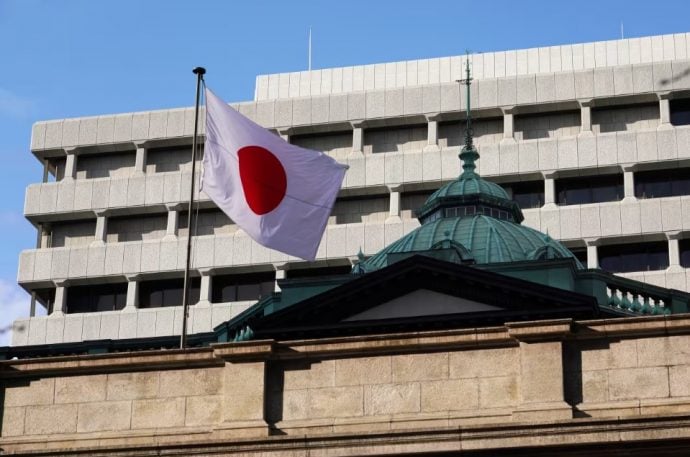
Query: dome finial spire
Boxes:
[{"xmin": 458, "ymin": 51, "xmax": 479, "ymax": 177}]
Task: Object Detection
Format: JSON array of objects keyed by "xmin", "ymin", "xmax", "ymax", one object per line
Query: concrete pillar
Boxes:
[
  {"xmin": 92, "ymin": 211, "xmax": 108, "ymax": 246},
  {"xmin": 42, "ymin": 159, "xmax": 50, "ymax": 183},
  {"xmin": 274, "ymin": 263, "xmax": 287, "ymax": 292},
  {"xmin": 52, "ymin": 280, "xmax": 68, "ymax": 316},
  {"xmin": 198, "ymin": 268, "xmax": 213, "ymax": 306},
  {"xmin": 668, "ymin": 232, "xmax": 683, "ymax": 271},
  {"xmin": 134, "ymin": 141, "xmax": 147, "ymax": 175},
  {"xmin": 220, "ymin": 356, "xmax": 271, "ymax": 437},
  {"xmin": 124, "ymin": 276, "xmax": 139, "ymax": 311},
  {"xmin": 502, "ymin": 107, "xmax": 516, "ymax": 143},
  {"xmin": 586, "ymin": 239, "xmax": 599, "ymax": 269},
  {"xmin": 543, "ymin": 172, "xmax": 557, "ymax": 207},
  {"xmin": 579, "ymin": 101, "xmax": 593, "ymax": 134},
  {"xmin": 63, "ymin": 147, "xmax": 78, "ymax": 180},
  {"xmin": 351, "ymin": 121, "xmax": 365, "ymax": 154},
  {"xmin": 40, "ymin": 224, "xmax": 51, "ymax": 249},
  {"xmin": 622, "ymin": 165, "xmax": 636, "ymax": 201},
  {"xmin": 507, "ymin": 320, "xmax": 573, "ymax": 421},
  {"xmin": 424, "ymin": 114, "xmax": 441, "ymax": 152},
  {"xmin": 387, "ymin": 184, "xmax": 402, "ymax": 222},
  {"xmin": 659, "ymin": 93, "xmax": 673, "ymax": 129},
  {"xmin": 164, "ymin": 204, "xmax": 181, "ymax": 240}
]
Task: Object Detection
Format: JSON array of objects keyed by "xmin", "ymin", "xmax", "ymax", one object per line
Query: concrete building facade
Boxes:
[{"xmin": 11, "ymin": 32, "xmax": 690, "ymax": 346}]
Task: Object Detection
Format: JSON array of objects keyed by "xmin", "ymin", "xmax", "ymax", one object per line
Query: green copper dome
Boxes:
[
  {"xmin": 357, "ymin": 60, "xmax": 581, "ymax": 273},
  {"xmin": 427, "ymin": 175, "xmax": 511, "ymax": 201},
  {"xmin": 360, "ymin": 214, "xmax": 580, "ymax": 271}
]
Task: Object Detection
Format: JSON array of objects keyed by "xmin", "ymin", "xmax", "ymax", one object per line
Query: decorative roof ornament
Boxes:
[
  {"xmin": 351, "ymin": 247, "xmax": 368, "ymax": 275},
  {"xmin": 458, "ymin": 52, "xmax": 480, "ymax": 178}
]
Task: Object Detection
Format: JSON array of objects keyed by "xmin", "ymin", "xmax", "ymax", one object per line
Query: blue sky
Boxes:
[{"xmin": 1, "ymin": 0, "xmax": 689, "ymax": 344}]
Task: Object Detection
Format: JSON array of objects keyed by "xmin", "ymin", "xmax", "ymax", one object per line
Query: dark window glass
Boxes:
[
  {"xmin": 599, "ymin": 241, "xmax": 669, "ymax": 273},
  {"xmin": 211, "ymin": 272, "xmax": 274, "ymax": 303},
  {"xmin": 556, "ymin": 174, "xmax": 623, "ymax": 205},
  {"xmin": 67, "ymin": 283, "xmax": 127, "ymax": 313},
  {"xmin": 671, "ymin": 98, "xmax": 690, "ymax": 126},
  {"xmin": 635, "ymin": 168, "xmax": 690, "ymax": 199},
  {"xmin": 681, "ymin": 239, "xmax": 690, "ymax": 268},
  {"xmin": 569, "ymin": 247, "xmax": 588, "ymax": 265},
  {"xmin": 287, "ymin": 265, "xmax": 352, "ymax": 279},
  {"xmin": 505, "ymin": 180, "xmax": 545, "ymax": 209},
  {"xmin": 139, "ymin": 278, "xmax": 200, "ymax": 308}
]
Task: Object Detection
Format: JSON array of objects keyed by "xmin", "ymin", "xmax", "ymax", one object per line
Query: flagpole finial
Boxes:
[{"xmin": 193, "ymin": 67, "xmax": 207, "ymax": 76}]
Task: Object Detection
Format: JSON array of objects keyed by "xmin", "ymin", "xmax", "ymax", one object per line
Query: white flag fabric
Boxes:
[{"xmin": 202, "ymin": 88, "xmax": 347, "ymax": 261}]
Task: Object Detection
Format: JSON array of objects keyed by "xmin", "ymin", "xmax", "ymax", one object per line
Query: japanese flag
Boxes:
[{"xmin": 202, "ymin": 88, "xmax": 347, "ymax": 261}]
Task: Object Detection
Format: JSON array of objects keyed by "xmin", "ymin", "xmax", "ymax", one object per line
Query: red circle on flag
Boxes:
[{"xmin": 237, "ymin": 145, "xmax": 287, "ymax": 215}]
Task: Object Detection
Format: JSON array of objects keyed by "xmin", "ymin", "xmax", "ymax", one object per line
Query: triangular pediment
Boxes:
[
  {"xmin": 225, "ymin": 255, "xmax": 599, "ymax": 341},
  {"xmin": 344, "ymin": 289, "xmax": 501, "ymax": 322}
]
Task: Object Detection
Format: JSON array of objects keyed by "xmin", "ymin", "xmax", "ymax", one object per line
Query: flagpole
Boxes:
[{"xmin": 181, "ymin": 66, "xmax": 206, "ymax": 349}]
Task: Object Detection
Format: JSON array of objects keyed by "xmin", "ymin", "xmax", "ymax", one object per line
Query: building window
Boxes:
[
  {"xmin": 330, "ymin": 195, "xmax": 389, "ymax": 224},
  {"xmin": 556, "ymin": 174, "xmax": 623, "ymax": 206},
  {"xmin": 66, "ymin": 283, "xmax": 127, "ymax": 313},
  {"xmin": 290, "ymin": 131, "xmax": 353, "ymax": 157},
  {"xmin": 592, "ymin": 103, "xmax": 659, "ymax": 133},
  {"xmin": 286, "ymin": 265, "xmax": 353, "ymax": 279},
  {"xmin": 504, "ymin": 180, "xmax": 545, "ymax": 209},
  {"xmin": 146, "ymin": 146, "xmax": 198, "ymax": 173},
  {"xmin": 635, "ymin": 168, "xmax": 690, "ymax": 199},
  {"xmin": 681, "ymin": 239, "xmax": 690, "ymax": 269},
  {"xmin": 76, "ymin": 151, "xmax": 136, "ymax": 179},
  {"xmin": 514, "ymin": 111, "xmax": 580, "ymax": 140},
  {"xmin": 599, "ymin": 241, "xmax": 669, "ymax": 273},
  {"xmin": 139, "ymin": 278, "xmax": 200, "ymax": 308},
  {"xmin": 364, "ymin": 124, "xmax": 427, "ymax": 154},
  {"xmin": 401, "ymin": 190, "xmax": 433, "ymax": 219},
  {"xmin": 569, "ymin": 247, "xmax": 588, "ymax": 266},
  {"xmin": 211, "ymin": 272, "xmax": 274, "ymax": 303},
  {"xmin": 670, "ymin": 98, "xmax": 690, "ymax": 126},
  {"xmin": 443, "ymin": 205, "xmax": 513, "ymax": 221}
]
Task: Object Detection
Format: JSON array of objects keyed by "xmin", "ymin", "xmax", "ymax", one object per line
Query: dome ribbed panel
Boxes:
[
  {"xmin": 360, "ymin": 215, "xmax": 582, "ymax": 272},
  {"xmin": 425, "ymin": 177, "xmax": 510, "ymax": 205}
]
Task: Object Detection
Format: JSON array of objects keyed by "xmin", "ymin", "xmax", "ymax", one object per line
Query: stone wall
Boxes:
[{"xmin": 4, "ymin": 316, "xmax": 690, "ymax": 454}]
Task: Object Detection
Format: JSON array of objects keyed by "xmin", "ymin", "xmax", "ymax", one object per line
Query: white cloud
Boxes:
[
  {"xmin": 0, "ymin": 279, "xmax": 36, "ymax": 346},
  {"xmin": 0, "ymin": 88, "xmax": 35, "ymax": 119}
]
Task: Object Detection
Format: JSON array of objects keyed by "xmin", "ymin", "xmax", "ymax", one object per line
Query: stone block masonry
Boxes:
[{"xmin": 4, "ymin": 316, "xmax": 690, "ymax": 454}]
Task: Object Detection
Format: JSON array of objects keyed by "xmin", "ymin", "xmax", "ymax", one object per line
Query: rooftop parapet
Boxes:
[{"xmin": 255, "ymin": 33, "xmax": 690, "ymax": 100}]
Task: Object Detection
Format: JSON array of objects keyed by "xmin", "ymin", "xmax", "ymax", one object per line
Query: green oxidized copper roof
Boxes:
[
  {"xmin": 360, "ymin": 215, "xmax": 580, "ymax": 271},
  {"xmin": 426, "ymin": 174, "xmax": 510, "ymax": 201},
  {"xmin": 357, "ymin": 58, "xmax": 581, "ymax": 273}
]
